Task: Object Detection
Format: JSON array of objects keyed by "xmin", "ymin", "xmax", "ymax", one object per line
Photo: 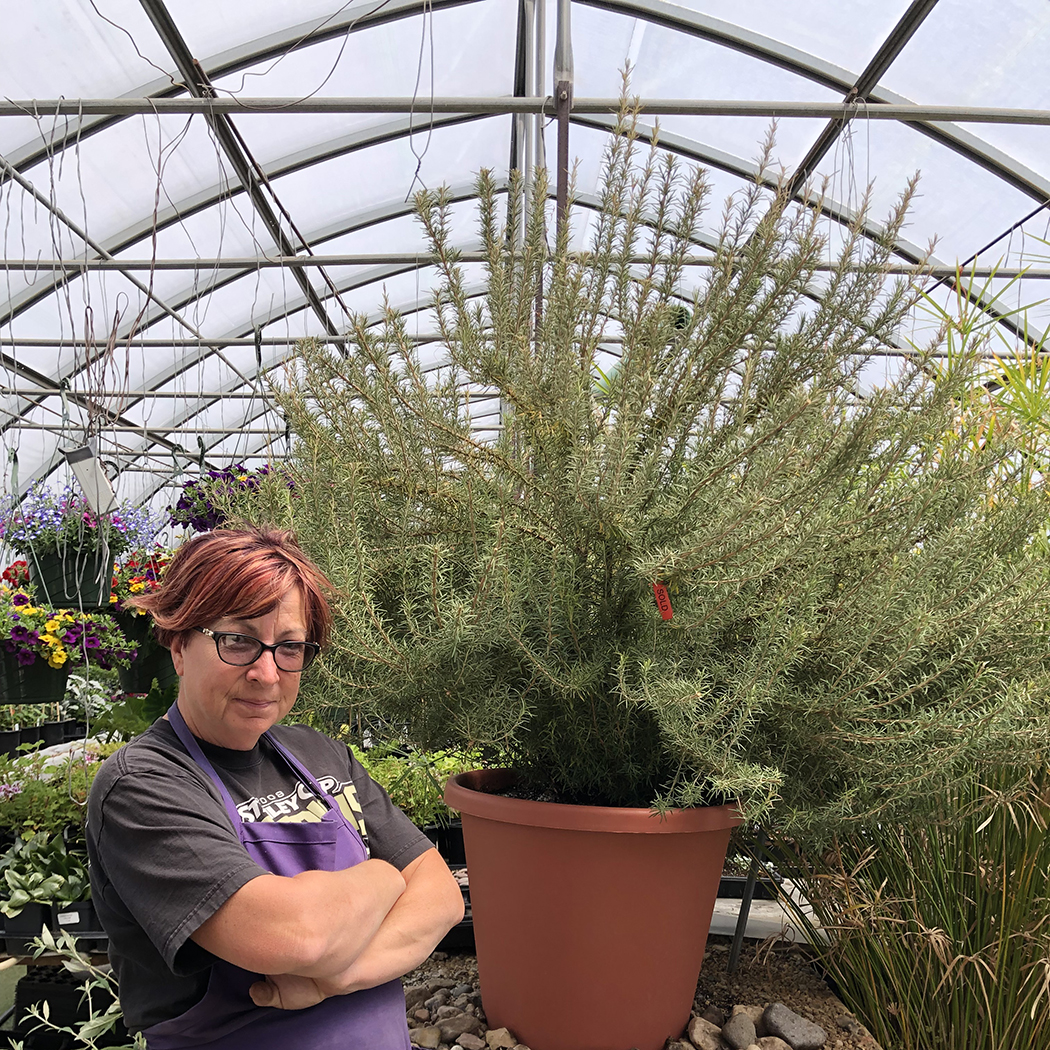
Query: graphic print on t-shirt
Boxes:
[{"xmin": 235, "ymin": 773, "xmax": 368, "ymax": 840}]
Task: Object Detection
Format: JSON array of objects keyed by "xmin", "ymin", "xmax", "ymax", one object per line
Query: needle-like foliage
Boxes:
[{"xmin": 248, "ymin": 112, "xmax": 1050, "ymax": 835}]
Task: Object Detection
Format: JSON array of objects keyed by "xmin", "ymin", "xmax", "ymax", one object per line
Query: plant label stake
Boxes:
[{"xmin": 653, "ymin": 583, "xmax": 673, "ymax": 620}]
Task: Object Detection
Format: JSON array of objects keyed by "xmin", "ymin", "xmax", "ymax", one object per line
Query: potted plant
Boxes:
[
  {"xmin": 349, "ymin": 742, "xmax": 478, "ymax": 865},
  {"xmin": 235, "ymin": 117, "xmax": 1050, "ymax": 1050},
  {"xmin": 0, "ymin": 587, "xmax": 138, "ymax": 704},
  {"xmin": 109, "ymin": 549, "xmax": 177, "ymax": 693},
  {"xmin": 0, "ymin": 831, "xmax": 91, "ymax": 954},
  {"xmin": 168, "ymin": 462, "xmax": 295, "ymax": 533},
  {"xmin": 0, "ymin": 739, "xmax": 123, "ymax": 850},
  {"xmin": 1, "ymin": 484, "xmax": 160, "ymax": 607}
]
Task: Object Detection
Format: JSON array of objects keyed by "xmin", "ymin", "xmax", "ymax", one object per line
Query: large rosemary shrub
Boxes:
[{"xmin": 245, "ymin": 118, "xmax": 1050, "ymax": 836}]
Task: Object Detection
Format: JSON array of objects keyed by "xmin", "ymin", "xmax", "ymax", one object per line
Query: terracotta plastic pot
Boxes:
[{"xmin": 444, "ymin": 770, "xmax": 741, "ymax": 1050}]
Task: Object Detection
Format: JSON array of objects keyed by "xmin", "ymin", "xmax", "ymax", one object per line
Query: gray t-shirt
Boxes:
[{"xmin": 87, "ymin": 719, "xmax": 432, "ymax": 1033}]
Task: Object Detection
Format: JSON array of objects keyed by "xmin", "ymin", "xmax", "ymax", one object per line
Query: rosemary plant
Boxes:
[{"xmin": 241, "ymin": 115, "xmax": 1050, "ymax": 835}]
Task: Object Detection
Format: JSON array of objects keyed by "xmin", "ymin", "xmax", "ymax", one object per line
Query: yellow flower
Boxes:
[
  {"xmin": 49, "ymin": 648, "xmax": 68, "ymax": 668},
  {"xmin": 109, "ymin": 594, "xmax": 118, "ymax": 603},
  {"xmin": 45, "ymin": 619, "xmax": 60, "ymax": 632},
  {"xmin": 40, "ymin": 633, "xmax": 58, "ymax": 645},
  {"xmin": 130, "ymin": 581, "xmax": 146, "ymax": 593}
]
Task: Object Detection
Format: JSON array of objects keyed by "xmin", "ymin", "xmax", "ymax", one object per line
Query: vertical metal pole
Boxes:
[
  {"xmin": 534, "ymin": 0, "xmax": 546, "ymax": 173},
  {"xmin": 727, "ymin": 852, "xmax": 760, "ymax": 975},
  {"xmin": 553, "ymin": 0, "xmax": 573, "ymax": 240},
  {"xmin": 521, "ymin": 0, "xmax": 536, "ymax": 245}
]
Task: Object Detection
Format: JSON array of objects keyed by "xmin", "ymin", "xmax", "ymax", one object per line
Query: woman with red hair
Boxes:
[{"xmin": 87, "ymin": 527, "xmax": 464, "ymax": 1050}]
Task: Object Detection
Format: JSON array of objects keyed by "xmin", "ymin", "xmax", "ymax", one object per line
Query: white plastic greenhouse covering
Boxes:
[{"xmin": 1, "ymin": 0, "xmax": 1049, "ymax": 523}]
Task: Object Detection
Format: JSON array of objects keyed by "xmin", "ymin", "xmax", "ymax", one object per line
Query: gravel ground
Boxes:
[
  {"xmin": 695, "ymin": 937, "xmax": 881, "ymax": 1050},
  {"xmin": 407, "ymin": 937, "xmax": 883, "ymax": 1050}
]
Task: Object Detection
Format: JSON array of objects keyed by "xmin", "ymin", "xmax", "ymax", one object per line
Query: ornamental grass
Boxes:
[{"xmin": 775, "ymin": 770, "xmax": 1050, "ymax": 1050}]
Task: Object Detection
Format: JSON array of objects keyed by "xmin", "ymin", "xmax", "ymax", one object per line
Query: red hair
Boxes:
[{"xmin": 128, "ymin": 527, "xmax": 335, "ymax": 649}]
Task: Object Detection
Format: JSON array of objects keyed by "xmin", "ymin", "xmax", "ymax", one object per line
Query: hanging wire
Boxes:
[{"xmin": 404, "ymin": 0, "xmax": 437, "ymax": 201}]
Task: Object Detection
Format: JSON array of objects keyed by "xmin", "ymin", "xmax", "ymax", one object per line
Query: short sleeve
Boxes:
[
  {"xmin": 346, "ymin": 750, "xmax": 435, "ymax": 870},
  {"xmin": 90, "ymin": 763, "xmax": 267, "ymax": 972}
]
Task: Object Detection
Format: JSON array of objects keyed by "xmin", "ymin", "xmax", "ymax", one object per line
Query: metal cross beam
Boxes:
[
  {"xmin": 137, "ymin": 0, "xmax": 341, "ymax": 337},
  {"xmin": 2, "ymin": 97, "xmax": 1049, "ymax": 122}
]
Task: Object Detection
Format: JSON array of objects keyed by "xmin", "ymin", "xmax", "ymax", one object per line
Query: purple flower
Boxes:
[{"xmin": 12, "ymin": 593, "xmax": 29, "ymax": 606}]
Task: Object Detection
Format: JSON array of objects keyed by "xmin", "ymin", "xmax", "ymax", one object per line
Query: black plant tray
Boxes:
[
  {"xmin": 6, "ymin": 967, "xmax": 128, "ymax": 1049},
  {"xmin": 436, "ymin": 875, "xmax": 473, "ymax": 953},
  {"xmin": 717, "ymin": 873, "xmax": 780, "ymax": 901}
]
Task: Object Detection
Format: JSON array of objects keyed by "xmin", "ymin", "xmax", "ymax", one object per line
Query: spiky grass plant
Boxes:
[
  {"xmin": 773, "ymin": 771, "xmax": 1050, "ymax": 1050},
  {"xmin": 243, "ymin": 113, "xmax": 1050, "ymax": 835}
]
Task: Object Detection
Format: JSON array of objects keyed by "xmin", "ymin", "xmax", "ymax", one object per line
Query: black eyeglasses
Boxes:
[{"xmin": 195, "ymin": 627, "xmax": 320, "ymax": 673}]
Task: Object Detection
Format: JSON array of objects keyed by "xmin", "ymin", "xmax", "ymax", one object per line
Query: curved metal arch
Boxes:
[
  {"xmin": 4, "ymin": 3, "xmax": 1043, "ymax": 357},
  {"xmin": 6, "ymin": 0, "xmax": 1045, "ymax": 216},
  {"xmin": 0, "ymin": 181, "xmax": 509, "ymax": 472},
  {"xmin": 101, "ymin": 147, "xmax": 937, "ymax": 387},
  {"xmin": 2, "ymin": 97, "xmax": 937, "ymax": 348},
  {"xmin": 7, "ymin": 122, "xmax": 1042, "ymax": 466},
  {"xmin": 117, "ymin": 179, "xmax": 916, "ymax": 419},
  {"xmin": 582, "ymin": 0, "xmax": 1050, "ymax": 206},
  {"xmin": 1, "ymin": 0, "xmax": 482, "ymax": 178},
  {"xmin": 0, "ymin": 112, "xmax": 494, "ymax": 333}
]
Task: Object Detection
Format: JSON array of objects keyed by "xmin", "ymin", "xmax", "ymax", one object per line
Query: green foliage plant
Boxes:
[
  {"xmin": 246, "ymin": 108, "xmax": 1050, "ymax": 837},
  {"xmin": 11, "ymin": 928, "xmax": 144, "ymax": 1050},
  {"xmin": 348, "ymin": 743, "xmax": 481, "ymax": 826},
  {"xmin": 772, "ymin": 770, "xmax": 1050, "ymax": 1050},
  {"xmin": 0, "ymin": 832, "xmax": 90, "ymax": 916},
  {"xmin": 913, "ymin": 259, "xmax": 1050, "ymax": 493},
  {"xmin": 0, "ymin": 742, "xmax": 123, "ymax": 846}
]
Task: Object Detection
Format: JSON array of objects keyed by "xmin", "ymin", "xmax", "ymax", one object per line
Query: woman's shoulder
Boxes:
[{"xmin": 90, "ymin": 720, "xmax": 212, "ymax": 798}]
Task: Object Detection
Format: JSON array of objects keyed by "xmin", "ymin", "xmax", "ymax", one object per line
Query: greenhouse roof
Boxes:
[{"xmin": 1, "ymin": 0, "xmax": 1049, "ymax": 516}]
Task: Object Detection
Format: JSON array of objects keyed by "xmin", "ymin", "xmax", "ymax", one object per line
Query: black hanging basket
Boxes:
[
  {"xmin": 26, "ymin": 546, "xmax": 112, "ymax": 609},
  {"xmin": 114, "ymin": 614, "xmax": 177, "ymax": 694},
  {"xmin": 0, "ymin": 652, "xmax": 70, "ymax": 706}
]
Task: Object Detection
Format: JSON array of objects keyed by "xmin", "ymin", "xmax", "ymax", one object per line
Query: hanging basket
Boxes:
[
  {"xmin": 0, "ymin": 650, "xmax": 70, "ymax": 706},
  {"xmin": 114, "ymin": 613, "xmax": 177, "ymax": 694},
  {"xmin": 118, "ymin": 645, "xmax": 177, "ymax": 694},
  {"xmin": 26, "ymin": 546, "xmax": 112, "ymax": 608}
]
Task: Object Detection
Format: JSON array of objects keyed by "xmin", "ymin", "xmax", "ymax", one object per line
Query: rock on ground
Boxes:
[
  {"xmin": 721, "ymin": 1011, "xmax": 757, "ymax": 1049},
  {"xmin": 762, "ymin": 1003, "xmax": 828, "ymax": 1050},
  {"xmin": 686, "ymin": 1015, "xmax": 725, "ymax": 1050}
]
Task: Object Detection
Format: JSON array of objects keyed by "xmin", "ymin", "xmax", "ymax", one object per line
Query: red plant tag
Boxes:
[{"xmin": 652, "ymin": 583, "xmax": 673, "ymax": 620}]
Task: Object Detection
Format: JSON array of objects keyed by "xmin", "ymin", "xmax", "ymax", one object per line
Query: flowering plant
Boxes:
[
  {"xmin": 168, "ymin": 464, "xmax": 294, "ymax": 532},
  {"xmin": 109, "ymin": 549, "xmax": 171, "ymax": 661},
  {"xmin": 109, "ymin": 549, "xmax": 171, "ymax": 614},
  {"xmin": 1, "ymin": 485, "xmax": 161, "ymax": 558},
  {"xmin": 0, "ymin": 589, "xmax": 136, "ymax": 670},
  {"xmin": 2, "ymin": 561, "xmax": 29, "ymax": 587}
]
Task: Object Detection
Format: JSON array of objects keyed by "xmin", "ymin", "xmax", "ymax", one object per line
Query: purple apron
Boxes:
[{"xmin": 142, "ymin": 703, "xmax": 411, "ymax": 1050}]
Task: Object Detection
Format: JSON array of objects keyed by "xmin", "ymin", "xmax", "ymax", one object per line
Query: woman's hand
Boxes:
[{"xmin": 250, "ymin": 973, "xmax": 329, "ymax": 1011}]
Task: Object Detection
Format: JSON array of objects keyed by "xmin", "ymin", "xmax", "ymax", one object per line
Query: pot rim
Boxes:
[{"xmin": 444, "ymin": 769, "xmax": 742, "ymax": 834}]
